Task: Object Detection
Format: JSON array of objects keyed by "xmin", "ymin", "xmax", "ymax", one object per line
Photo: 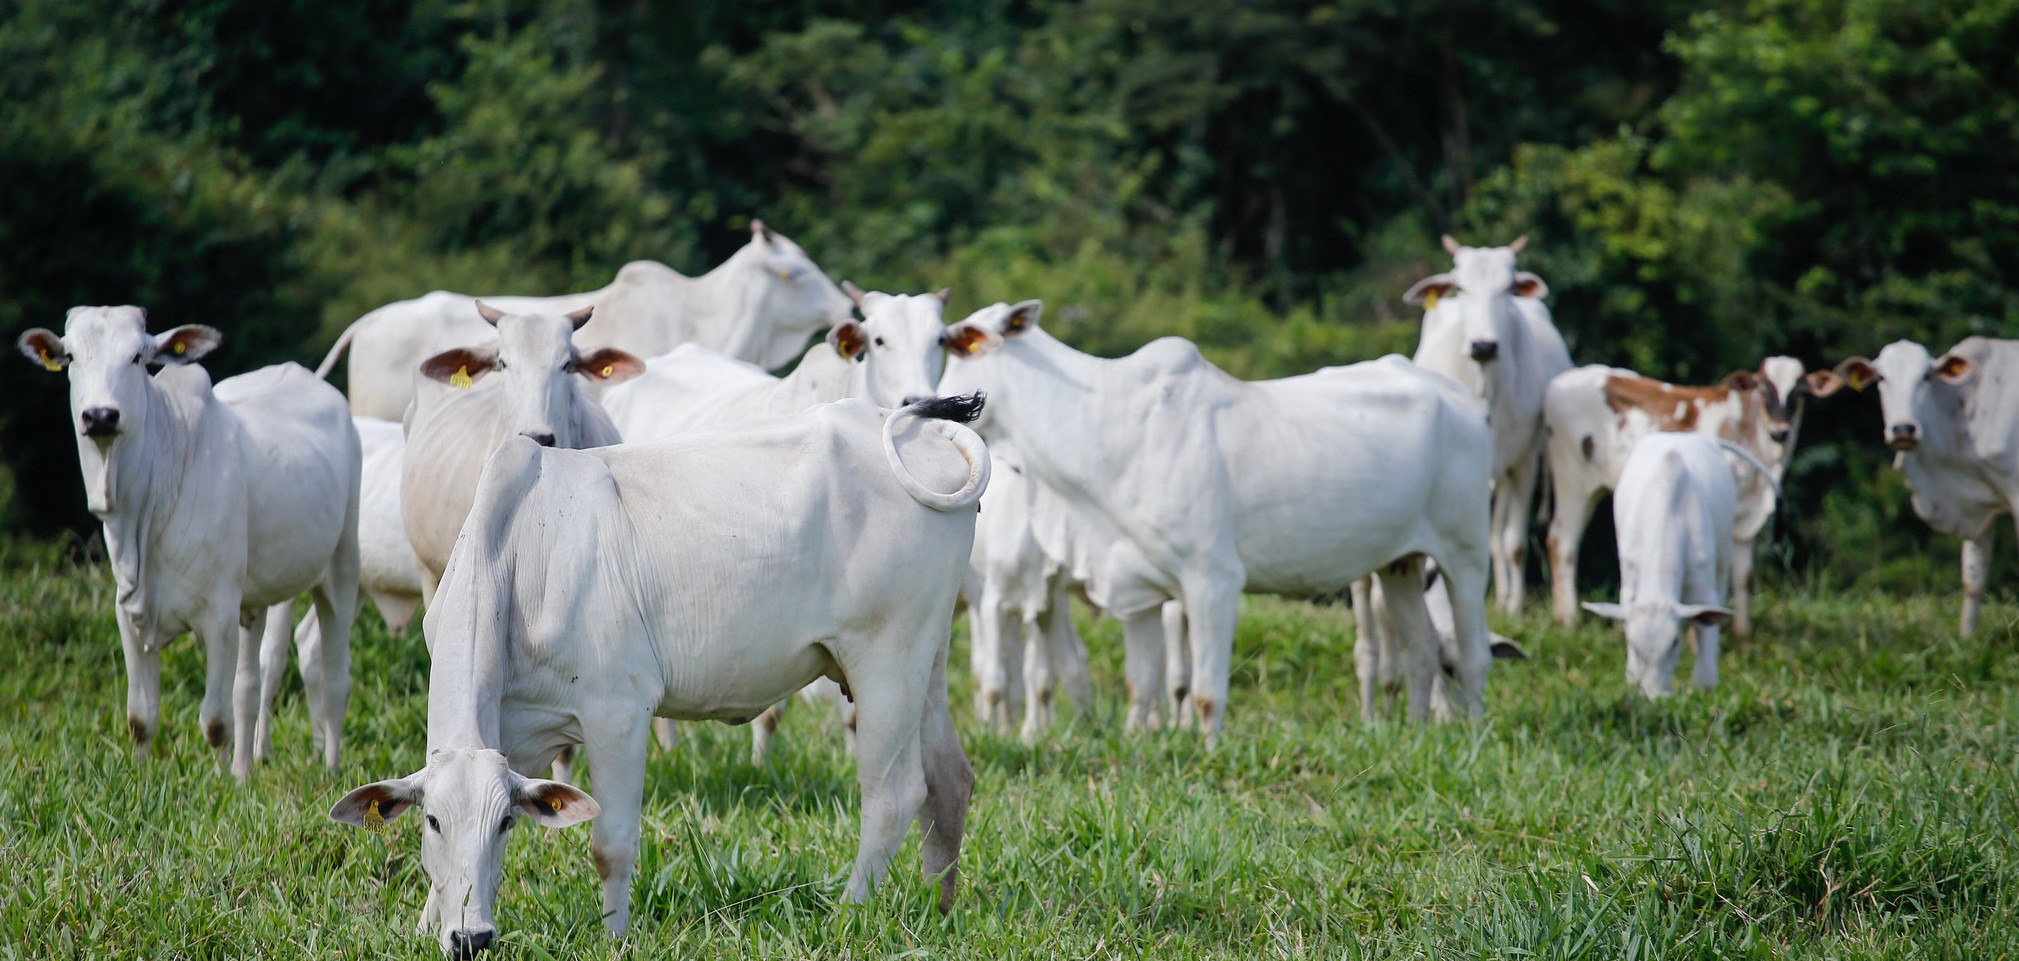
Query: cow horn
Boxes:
[
  {"xmin": 1441, "ymin": 234, "xmax": 1462, "ymax": 256},
  {"xmin": 1509, "ymin": 235, "xmax": 1529, "ymax": 254},
  {"xmin": 841, "ymin": 280, "xmax": 867, "ymax": 308}
]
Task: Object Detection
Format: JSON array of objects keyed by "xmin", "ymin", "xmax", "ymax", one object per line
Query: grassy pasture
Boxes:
[{"xmin": 2, "ymin": 562, "xmax": 2015, "ymax": 959}]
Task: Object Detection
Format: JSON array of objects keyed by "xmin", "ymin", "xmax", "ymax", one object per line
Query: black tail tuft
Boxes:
[{"xmin": 906, "ymin": 391, "xmax": 985, "ymax": 424}]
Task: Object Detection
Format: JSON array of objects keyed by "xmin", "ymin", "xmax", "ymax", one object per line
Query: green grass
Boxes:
[{"xmin": 3, "ymin": 562, "xmax": 2016, "ymax": 959}]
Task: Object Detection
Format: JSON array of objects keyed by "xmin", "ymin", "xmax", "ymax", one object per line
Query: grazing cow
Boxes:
[
  {"xmin": 601, "ymin": 285, "xmax": 991, "ymax": 444},
  {"xmin": 1544, "ymin": 357, "xmax": 1821, "ymax": 634},
  {"xmin": 1404, "ymin": 235, "xmax": 1573, "ymax": 613},
  {"xmin": 18, "ymin": 307, "xmax": 360, "ymax": 779},
  {"xmin": 320, "ymin": 221, "xmax": 851, "ymax": 420},
  {"xmin": 1809, "ymin": 338, "xmax": 2019, "ymax": 636},
  {"xmin": 1581, "ymin": 432, "xmax": 1754, "ymax": 697},
  {"xmin": 400, "ymin": 302, "xmax": 643, "ymax": 606},
  {"xmin": 939, "ymin": 301, "xmax": 1495, "ymax": 737},
  {"xmin": 330, "ymin": 397, "xmax": 989, "ymax": 954},
  {"xmin": 1359, "ymin": 564, "xmax": 1530, "ymax": 717},
  {"xmin": 964, "ymin": 458, "xmax": 1094, "ymax": 742}
]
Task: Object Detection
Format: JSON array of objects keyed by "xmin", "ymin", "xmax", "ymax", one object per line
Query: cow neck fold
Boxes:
[{"xmin": 95, "ymin": 369, "xmax": 208, "ymax": 627}]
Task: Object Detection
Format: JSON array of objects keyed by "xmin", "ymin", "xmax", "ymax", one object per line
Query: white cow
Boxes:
[
  {"xmin": 1544, "ymin": 358, "xmax": 1822, "ymax": 635},
  {"xmin": 400, "ymin": 303, "xmax": 643, "ymax": 606},
  {"xmin": 1809, "ymin": 338, "xmax": 2019, "ymax": 636},
  {"xmin": 330, "ymin": 396, "xmax": 990, "ymax": 955},
  {"xmin": 1404, "ymin": 235, "xmax": 1573, "ymax": 613},
  {"xmin": 19, "ymin": 308, "xmax": 360, "ymax": 779},
  {"xmin": 1581, "ymin": 433, "xmax": 1744, "ymax": 697},
  {"xmin": 963, "ymin": 457, "xmax": 1095, "ymax": 742},
  {"xmin": 290, "ymin": 417, "xmax": 423, "ymax": 649},
  {"xmin": 939, "ymin": 302, "xmax": 1496, "ymax": 737},
  {"xmin": 320, "ymin": 221, "xmax": 851, "ymax": 420},
  {"xmin": 1359, "ymin": 564, "xmax": 1529, "ymax": 718}
]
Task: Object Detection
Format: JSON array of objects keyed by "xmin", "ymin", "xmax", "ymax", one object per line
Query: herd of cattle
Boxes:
[{"xmin": 17, "ymin": 222, "xmax": 2017, "ymax": 955}]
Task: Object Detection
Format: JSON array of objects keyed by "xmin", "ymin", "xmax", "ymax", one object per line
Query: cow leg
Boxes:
[
  {"xmin": 1437, "ymin": 551, "xmax": 1494, "ymax": 720},
  {"xmin": 1374, "ymin": 560, "xmax": 1439, "ymax": 722},
  {"xmin": 1692, "ymin": 622, "xmax": 1721, "ymax": 691},
  {"xmin": 550, "ymin": 746, "xmax": 577, "ymax": 784},
  {"xmin": 1548, "ymin": 480, "xmax": 1603, "ymax": 627},
  {"xmin": 1044, "ymin": 583, "xmax": 1096, "ymax": 717},
  {"xmin": 750, "ymin": 700, "xmax": 785, "ymax": 765},
  {"xmin": 254, "ymin": 600, "xmax": 294, "ymax": 766},
  {"xmin": 969, "ymin": 585, "xmax": 1011, "ymax": 730},
  {"xmin": 1019, "ymin": 613, "xmax": 1053, "ymax": 744},
  {"xmin": 230, "ymin": 606, "xmax": 267, "ymax": 780},
  {"xmin": 652, "ymin": 718, "xmax": 678, "ymax": 752},
  {"xmin": 1493, "ymin": 456, "xmax": 1541, "ymax": 614},
  {"xmin": 842, "ymin": 657, "xmax": 931, "ymax": 904},
  {"xmin": 308, "ymin": 578, "xmax": 358, "ymax": 775},
  {"xmin": 118, "ymin": 607, "xmax": 164, "ymax": 762},
  {"xmin": 1162, "ymin": 599, "xmax": 1193, "ymax": 730},
  {"xmin": 1727, "ymin": 536, "xmax": 1756, "ymax": 638},
  {"xmin": 1961, "ymin": 534, "xmax": 1992, "ymax": 637},
  {"xmin": 1349, "ymin": 578, "xmax": 1382, "ymax": 722},
  {"xmin": 1182, "ymin": 579, "xmax": 1242, "ymax": 746},
  {"xmin": 917, "ymin": 638, "xmax": 975, "ymax": 912},
  {"xmin": 582, "ymin": 718, "xmax": 649, "ymax": 935},
  {"xmin": 1120, "ymin": 607, "xmax": 1167, "ymax": 730}
]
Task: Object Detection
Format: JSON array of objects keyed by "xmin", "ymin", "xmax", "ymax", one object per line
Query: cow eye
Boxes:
[
  {"xmin": 873, "ymin": 337, "xmax": 885, "ymax": 347},
  {"xmin": 425, "ymin": 815, "xmax": 441, "ymax": 834},
  {"xmin": 131, "ymin": 352, "xmax": 145, "ymax": 365},
  {"xmin": 494, "ymin": 359, "xmax": 508, "ymax": 371},
  {"xmin": 498, "ymin": 817, "xmax": 513, "ymax": 836}
]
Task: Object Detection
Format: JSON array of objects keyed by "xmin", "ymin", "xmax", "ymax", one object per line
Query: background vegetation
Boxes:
[{"xmin": 2, "ymin": 0, "xmax": 2016, "ymax": 595}]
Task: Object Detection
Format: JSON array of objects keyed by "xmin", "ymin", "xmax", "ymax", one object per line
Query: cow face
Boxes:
[
  {"xmin": 934, "ymin": 299, "xmax": 1044, "ymax": 431},
  {"xmin": 1828, "ymin": 340, "xmax": 1975, "ymax": 452},
  {"xmin": 1403, "ymin": 235, "xmax": 1548, "ymax": 366},
  {"xmin": 332, "ymin": 748, "xmax": 598, "ymax": 958},
  {"xmin": 1755, "ymin": 356, "xmax": 1809, "ymax": 448},
  {"xmin": 736, "ymin": 219, "xmax": 856, "ymax": 339},
  {"xmin": 18, "ymin": 307, "xmax": 220, "ymax": 512},
  {"xmin": 419, "ymin": 304, "xmax": 642, "ymax": 447},
  {"xmin": 1582, "ymin": 601, "xmax": 1732, "ymax": 697},
  {"xmin": 836, "ymin": 285, "xmax": 984, "ymax": 407}
]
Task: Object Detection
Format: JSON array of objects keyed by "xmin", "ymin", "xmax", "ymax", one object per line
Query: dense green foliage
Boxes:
[
  {"xmin": 3, "ymin": 564, "xmax": 2016, "ymax": 956},
  {"xmin": 1, "ymin": 0, "xmax": 2015, "ymax": 593}
]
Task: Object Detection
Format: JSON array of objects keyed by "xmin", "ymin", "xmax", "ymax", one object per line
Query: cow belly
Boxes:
[{"xmin": 653, "ymin": 642, "xmax": 839, "ymax": 721}]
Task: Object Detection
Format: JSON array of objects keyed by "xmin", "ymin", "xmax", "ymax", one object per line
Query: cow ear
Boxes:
[
  {"xmin": 330, "ymin": 775, "xmax": 423, "ymax": 829},
  {"xmin": 1403, "ymin": 273, "xmax": 1457, "ymax": 306},
  {"xmin": 1001, "ymin": 299, "xmax": 1042, "ymax": 336},
  {"xmin": 574, "ymin": 348, "xmax": 644, "ymax": 384},
  {"xmin": 474, "ymin": 300, "xmax": 505, "ymax": 326},
  {"xmin": 1720, "ymin": 369, "xmax": 1759, "ymax": 393},
  {"xmin": 1675, "ymin": 604, "xmax": 1733, "ymax": 627},
  {"xmin": 1489, "ymin": 634, "xmax": 1530, "ymax": 660},
  {"xmin": 18, "ymin": 329, "xmax": 68, "ymax": 371},
  {"xmin": 1804, "ymin": 369, "xmax": 1846, "ymax": 398},
  {"xmin": 151, "ymin": 325, "xmax": 222, "ymax": 365},
  {"xmin": 514, "ymin": 777, "xmax": 600, "ymax": 829},
  {"xmin": 565, "ymin": 305, "xmax": 594, "ymax": 330},
  {"xmin": 420, "ymin": 347, "xmax": 498, "ymax": 387},
  {"xmin": 1581, "ymin": 601, "xmax": 1627, "ymax": 621},
  {"xmin": 827, "ymin": 319, "xmax": 869, "ymax": 361},
  {"xmin": 1934, "ymin": 353, "xmax": 1975, "ymax": 385},
  {"xmin": 942, "ymin": 320, "xmax": 1004, "ymax": 359},
  {"xmin": 1511, "ymin": 271, "xmax": 1549, "ymax": 299},
  {"xmin": 1836, "ymin": 357, "xmax": 1879, "ymax": 390}
]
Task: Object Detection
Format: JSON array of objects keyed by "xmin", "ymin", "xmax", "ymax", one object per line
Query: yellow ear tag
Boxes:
[
  {"xmin": 1423, "ymin": 290, "xmax": 1441, "ymax": 311},
  {"xmin": 775, "ymin": 268, "xmax": 791, "ymax": 279},
  {"xmin": 363, "ymin": 800, "xmax": 387, "ymax": 834},
  {"xmin": 172, "ymin": 341, "xmax": 186, "ymax": 355},
  {"xmin": 39, "ymin": 350, "xmax": 61, "ymax": 372},
  {"xmin": 600, "ymin": 364, "xmax": 614, "ymax": 378},
  {"xmin": 450, "ymin": 365, "xmax": 473, "ymax": 389}
]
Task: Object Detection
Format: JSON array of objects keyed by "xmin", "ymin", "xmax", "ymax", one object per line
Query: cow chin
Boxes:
[{"xmin": 1888, "ymin": 436, "xmax": 1919, "ymax": 452}]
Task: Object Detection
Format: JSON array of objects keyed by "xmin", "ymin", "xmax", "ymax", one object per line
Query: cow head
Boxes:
[
  {"xmin": 834, "ymin": 283, "xmax": 987, "ymax": 407},
  {"xmin": 1754, "ymin": 356, "xmax": 1810, "ymax": 447},
  {"xmin": 731, "ymin": 219, "xmax": 855, "ymax": 338},
  {"xmin": 18, "ymin": 306, "xmax": 220, "ymax": 513},
  {"xmin": 1404, "ymin": 235, "xmax": 1548, "ymax": 366},
  {"xmin": 1812, "ymin": 340, "xmax": 1973, "ymax": 452},
  {"xmin": 933, "ymin": 298, "xmax": 1044, "ymax": 431},
  {"xmin": 418, "ymin": 303, "xmax": 642, "ymax": 447},
  {"xmin": 1581, "ymin": 601, "xmax": 1732, "ymax": 697},
  {"xmin": 332, "ymin": 748, "xmax": 598, "ymax": 958}
]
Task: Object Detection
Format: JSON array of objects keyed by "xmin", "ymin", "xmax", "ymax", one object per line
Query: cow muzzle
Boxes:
[
  {"xmin": 1768, "ymin": 427, "xmax": 1791, "ymax": 444},
  {"xmin": 447, "ymin": 928, "xmax": 494, "ymax": 959},
  {"xmin": 521, "ymin": 431, "xmax": 556, "ymax": 448},
  {"xmin": 1887, "ymin": 423, "xmax": 1919, "ymax": 450},
  {"xmin": 1469, "ymin": 339, "xmax": 1500, "ymax": 362},
  {"xmin": 81, "ymin": 407, "xmax": 122, "ymax": 437}
]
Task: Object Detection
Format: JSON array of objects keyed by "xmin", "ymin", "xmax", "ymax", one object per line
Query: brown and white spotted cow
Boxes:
[{"xmin": 1543, "ymin": 357, "xmax": 1825, "ymax": 635}]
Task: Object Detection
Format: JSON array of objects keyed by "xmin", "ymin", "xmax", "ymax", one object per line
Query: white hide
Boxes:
[
  {"xmin": 331, "ymin": 398, "xmax": 989, "ymax": 954},
  {"xmin": 17, "ymin": 308, "xmax": 361, "ymax": 780},
  {"xmin": 284, "ymin": 417, "xmax": 424, "ymax": 674},
  {"xmin": 399, "ymin": 305, "xmax": 641, "ymax": 605},
  {"xmin": 1581, "ymin": 432, "xmax": 1737, "ymax": 697},
  {"xmin": 1361, "ymin": 564, "xmax": 1529, "ymax": 718},
  {"xmin": 1405, "ymin": 236, "xmax": 1573, "ymax": 614},
  {"xmin": 963, "ymin": 459, "xmax": 1095, "ymax": 743},
  {"xmin": 1816, "ymin": 338, "xmax": 2019, "ymax": 636},
  {"xmin": 320, "ymin": 221, "xmax": 851, "ymax": 420},
  {"xmin": 939, "ymin": 307, "xmax": 1496, "ymax": 737},
  {"xmin": 1543, "ymin": 358, "xmax": 1814, "ymax": 636}
]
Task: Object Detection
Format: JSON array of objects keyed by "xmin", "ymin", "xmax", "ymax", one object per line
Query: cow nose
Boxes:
[
  {"xmin": 1769, "ymin": 427, "xmax": 1791, "ymax": 444},
  {"xmin": 448, "ymin": 929, "xmax": 494, "ymax": 959},
  {"xmin": 522, "ymin": 431, "xmax": 556, "ymax": 448},
  {"xmin": 901, "ymin": 394, "xmax": 934, "ymax": 407},
  {"xmin": 1888, "ymin": 423, "xmax": 1918, "ymax": 448},
  {"xmin": 81, "ymin": 407, "xmax": 122, "ymax": 437},
  {"xmin": 1469, "ymin": 340, "xmax": 1500, "ymax": 362}
]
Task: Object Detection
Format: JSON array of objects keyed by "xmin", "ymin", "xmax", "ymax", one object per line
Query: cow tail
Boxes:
[
  {"xmin": 313, "ymin": 318, "xmax": 365, "ymax": 380},
  {"xmin": 883, "ymin": 393, "xmax": 991, "ymax": 513}
]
